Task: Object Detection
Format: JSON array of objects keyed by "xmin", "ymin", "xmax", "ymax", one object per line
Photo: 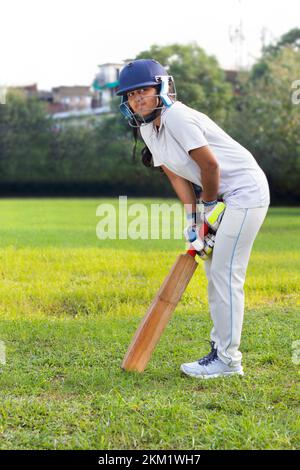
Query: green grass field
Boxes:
[{"xmin": 0, "ymin": 199, "xmax": 299, "ymax": 450}]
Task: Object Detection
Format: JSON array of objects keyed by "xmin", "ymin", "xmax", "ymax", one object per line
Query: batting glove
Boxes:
[
  {"xmin": 184, "ymin": 212, "xmax": 206, "ymax": 252},
  {"xmin": 202, "ymin": 200, "xmax": 226, "ymax": 232},
  {"xmin": 202, "ymin": 232, "xmax": 216, "ymax": 256},
  {"xmin": 199, "ymin": 232, "xmax": 216, "ymax": 260},
  {"xmin": 188, "ymin": 232, "xmax": 216, "ymax": 261}
]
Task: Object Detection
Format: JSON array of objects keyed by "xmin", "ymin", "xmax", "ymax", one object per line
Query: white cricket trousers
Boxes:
[{"xmin": 204, "ymin": 206, "xmax": 269, "ymax": 367}]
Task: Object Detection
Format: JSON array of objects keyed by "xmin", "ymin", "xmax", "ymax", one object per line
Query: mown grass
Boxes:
[{"xmin": 0, "ymin": 199, "xmax": 299, "ymax": 450}]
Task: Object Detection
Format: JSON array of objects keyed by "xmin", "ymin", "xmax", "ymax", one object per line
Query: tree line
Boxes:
[{"xmin": 0, "ymin": 29, "xmax": 299, "ymax": 203}]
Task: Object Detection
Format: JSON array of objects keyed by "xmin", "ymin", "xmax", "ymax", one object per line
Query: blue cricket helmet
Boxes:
[{"xmin": 116, "ymin": 59, "xmax": 168, "ymax": 96}]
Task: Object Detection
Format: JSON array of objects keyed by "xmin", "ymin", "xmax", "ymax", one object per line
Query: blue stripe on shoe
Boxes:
[{"xmin": 226, "ymin": 209, "xmax": 248, "ymax": 365}]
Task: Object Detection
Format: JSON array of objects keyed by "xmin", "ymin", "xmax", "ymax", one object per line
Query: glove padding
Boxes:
[
  {"xmin": 193, "ymin": 232, "xmax": 216, "ymax": 261},
  {"xmin": 203, "ymin": 200, "xmax": 226, "ymax": 231}
]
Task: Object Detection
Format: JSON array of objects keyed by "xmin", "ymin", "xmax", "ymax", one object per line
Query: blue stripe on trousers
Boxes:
[{"xmin": 226, "ymin": 209, "xmax": 248, "ymax": 364}]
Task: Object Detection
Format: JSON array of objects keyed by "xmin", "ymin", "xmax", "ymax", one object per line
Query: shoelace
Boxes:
[
  {"xmin": 197, "ymin": 341, "xmax": 217, "ymax": 365},
  {"xmin": 199, "ymin": 348, "xmax": 218, "ymax": 366}
]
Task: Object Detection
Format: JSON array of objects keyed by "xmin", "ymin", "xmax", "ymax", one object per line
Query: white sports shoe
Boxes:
[{"xmin": 180, "ymin": 349, "xmax": 244, "ymax": 379}]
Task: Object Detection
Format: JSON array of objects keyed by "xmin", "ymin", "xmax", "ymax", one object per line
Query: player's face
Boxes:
[{"xmin": 127, "ymin": 87, "xmax": 159, "ymax": 117}]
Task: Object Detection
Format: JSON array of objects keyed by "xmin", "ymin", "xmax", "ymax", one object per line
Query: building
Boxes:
[
  {"xmin": 51, "ymin": 86, "xmax": 93, "ymax": 112},
  {"xmin": 9, "ymin": 83, "xmax": 39, "ymax": 98},
  {"xmin": 92, "ymin": 63, "xmax": 124, "ymax": 107}
]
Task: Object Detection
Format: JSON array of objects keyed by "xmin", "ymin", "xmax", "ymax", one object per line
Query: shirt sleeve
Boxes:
[{"xmin": 166, "ymin": 110, "xmax": 209, "ymax": 154}]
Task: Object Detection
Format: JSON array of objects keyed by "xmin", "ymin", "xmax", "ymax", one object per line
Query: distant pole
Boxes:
[{"xmin": 229, "ymin": 0, "xmax": 246, "ymax": 70}]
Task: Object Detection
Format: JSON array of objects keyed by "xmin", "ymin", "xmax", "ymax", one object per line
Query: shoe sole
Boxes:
[{"xmin": 180, "ymin": 366, "xmax": 244, "ymax": 379}]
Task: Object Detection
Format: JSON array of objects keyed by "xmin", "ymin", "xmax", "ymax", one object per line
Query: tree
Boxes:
[
  {"xmin": 252, "ymin": 28, "xmax": 300, "ymax": 81},
  {"xmin": 0, "ymin": 91, "xmax": 51, "ymax": 184},
  {"xmin": 263, "ymin": 27, "xmax": 300, "ymax": 56},
  {"xmin": 135, "ymin": 43, "xmax": 234, "ymax": 126},
  {"xmin": 228, "ymin": 46, "xmax": 300, "ymax": 201}
]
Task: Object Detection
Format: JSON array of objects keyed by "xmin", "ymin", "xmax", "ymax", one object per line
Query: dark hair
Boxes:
[
  {"xmin": 132, "ymin": 127, "xmax": 153, "ymax": 167},
  {"xmin": 141, "ymin": 146, "xmax": 153, "ymax": 167},
  {"xmin": 132, "ymin": 128, "xmax": 164, "ymax": 173}
]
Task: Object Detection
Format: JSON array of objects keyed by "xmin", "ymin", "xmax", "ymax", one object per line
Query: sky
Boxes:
[{"xmin": 1, "ymin": 0, "xmax": 299, "ymax": 90}]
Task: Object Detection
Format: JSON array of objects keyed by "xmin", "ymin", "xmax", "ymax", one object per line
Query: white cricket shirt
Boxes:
[{"xmin": 140, "ymin": 101, "xmax": 270, "ymax": 209}]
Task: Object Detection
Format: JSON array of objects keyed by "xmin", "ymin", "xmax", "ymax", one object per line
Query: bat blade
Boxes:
[{"xmin": 122, "ymin": 253, "xmax": 198, "ymax": 373}]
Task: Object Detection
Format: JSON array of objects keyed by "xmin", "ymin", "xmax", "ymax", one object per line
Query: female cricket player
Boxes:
[{"xmin": 116, "ymin": 59, "xmax": 270, "ymax": 379}]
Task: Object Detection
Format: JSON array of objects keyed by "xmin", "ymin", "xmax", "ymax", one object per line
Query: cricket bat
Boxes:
[{"xmin": 121, "ymin": 248, "xmax": 200, "ymax": 373}]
